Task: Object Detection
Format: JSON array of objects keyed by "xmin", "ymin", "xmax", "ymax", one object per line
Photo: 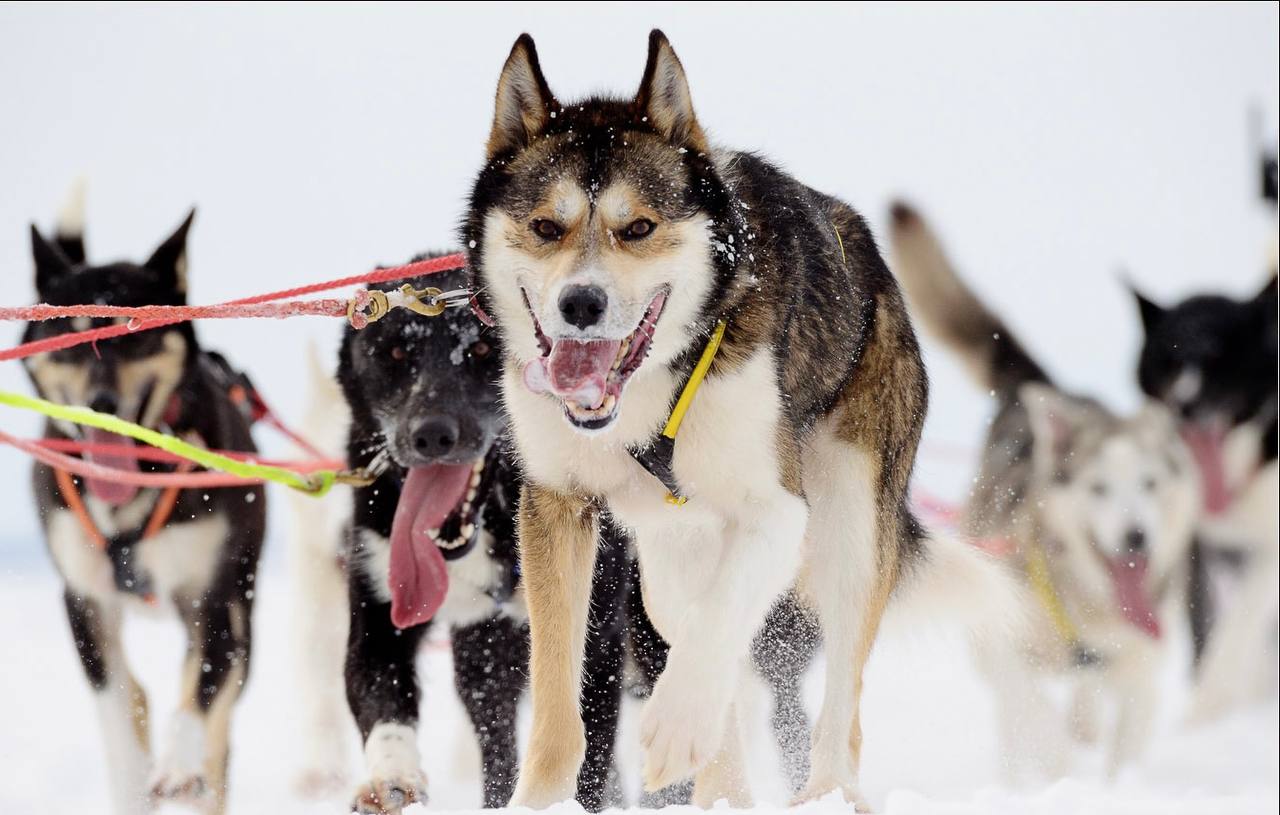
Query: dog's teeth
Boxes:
[
  {"xmin": 426, "ymin": 527, "xmax": 439, "ymax": 538},
  {"xmin": 461, "ymin": 523, "xmax": 475, "ymax": 538},
  {"xmin": 466, "ymin": 487, "xmax": 477, "ymax": 502},
  {"xmin": 469, "ymin": 471, "xmax": 481, "ymax": 488},
  {"xmin": 472, "ymin": 459, "xmax": 484, "ymax": 474}
]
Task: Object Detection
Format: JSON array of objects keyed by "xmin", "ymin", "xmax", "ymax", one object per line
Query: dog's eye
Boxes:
[
  {"xmin": 470, "ymin": 341, "xmax": 491, "ymax": 358},
  {"xmin": 1090, "ymin": 482, "xmax": 1108, "ymax": 498},
  {"xmin": 621, "ymin": 219, "xmax": 655, "ymax": 241},
  {"xmin": 531, "ymin": 219, "xmax": 565, "ymax": 241},
  {"xmin": 389, "ymin": 346, "xmax": 406, "ymax": 361}
]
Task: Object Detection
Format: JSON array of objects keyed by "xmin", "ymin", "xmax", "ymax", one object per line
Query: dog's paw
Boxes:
[
  {"xmin": 640, "ymin": 663, "xmax": 732, "ymax": 792},
  {"xmin": 350, "ymin": 773, "xmax": 427, "ymax": 815},
  {"xmin": 148, "ymin": 765, "xmax": 210, "ymax": 806}
]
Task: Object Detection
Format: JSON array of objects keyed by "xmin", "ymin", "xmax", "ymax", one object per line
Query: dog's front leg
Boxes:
[
  {"xmin": 638, "ymin": 493, "xmax": 807, "ymax": 796},
  {"xmin": 344, "ymin": 571, "xmax": 430, "ymax": 815},
  {"xmin": 450, "ymin": 615, "xmax": 528, "ymax": 807},
  {"xmin": 509, "ymin": 484, "xmax": 599, "ymax": 809},
  {"xmin": 64, "ymin": 589, "xmax": 152, "ymax": 815},
  {"xmin": 152, "ymin": 594, "xmax": 251, "ymax": 815}
]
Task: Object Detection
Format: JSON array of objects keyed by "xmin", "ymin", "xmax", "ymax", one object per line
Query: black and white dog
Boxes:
[
  {"xmin": 22, "ymin": 200, "xmax": 265, "ymax": 815},
  {"xmin": 335, "ymin": 265, "xmax": 632, "ymax": 814},
  {"xmin": 1132, "ymin": 271, "xmax": 1278, "ymax": 722}
]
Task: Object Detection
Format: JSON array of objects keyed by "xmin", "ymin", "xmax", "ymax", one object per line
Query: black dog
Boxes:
[
  {"xmin": 22, "ymin": 207, "xmax": 265, "ymax": 815},
  {"xmin": 1132, "ymin": 270, "xmax": 1277, "ymax": 721},
  {"xmin": 338, "ymin": 264, "xmax": 630, "ymax": 813}
]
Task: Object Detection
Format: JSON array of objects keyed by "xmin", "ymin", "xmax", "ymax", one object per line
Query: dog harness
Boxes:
[
  {"xmin": 627, "ymin": 320, "xmax": 726, "ymax": 506},
  {"xmin": 54, "ymin": 464, "xmax": 189, "ymax": 605}
]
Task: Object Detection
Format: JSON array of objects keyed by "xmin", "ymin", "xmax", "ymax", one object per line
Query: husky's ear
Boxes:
[
  {"xmin": 1252, "ymin": 274, "xmax": 1277, "ymax": 310},
  {"xmin": 1020, "ymin": 382, "xmax": 1094, "ymax": 475},
  {"xmin": 31, "ymin": 224, "xmax": 74, "ymax": 295},
  {"xmin": 1126, "ymin": 280, "xmax": 1166, "ymax": 334},
  {"xmin": 54, "ymin": 178, "xmax": 87, "ymax": 264},
  {"xmin": 486, "ymin": 34, "xmax": 557, "ymax": 160},
  {"xmin": 635, "ymin": 30, "xmax": 708, "ymax": 153},
  {"xmin": 145, "ymin": 209, "xmax": 195, "ymax": 297}
]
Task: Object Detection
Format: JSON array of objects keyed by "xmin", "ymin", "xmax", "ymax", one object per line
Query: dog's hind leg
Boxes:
[
  {"xmin": 509, "ymin": 485, "xmax": 600, "ymax": 809},
  {"xmin": 151, "ymin": 593, "xmax": 251, "ymax": 815},
  {"xmin": 793, "ymin": 443, "xmax": 885, "ymax": 809},
  {"xmin": 65, "ymin": 589, "xmax": 151, "ymax": 815},
  {"xmin": 451, "ymin": 615, "xmax": 528, "ymax": 807}
]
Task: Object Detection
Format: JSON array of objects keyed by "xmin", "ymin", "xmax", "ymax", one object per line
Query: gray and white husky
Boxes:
[{"xmin": 890, "ymin": 203, "xmax": 1201, "ymax": 779}]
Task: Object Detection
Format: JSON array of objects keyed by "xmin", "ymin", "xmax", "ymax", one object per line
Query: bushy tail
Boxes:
[
  {"xmin": 888, "ymin": 202, "xmax": 1051, "ymax": 400},
  {"xmin": 55, "ymin": 178, "xmax": 87, "ymax": 264},
  {"xmin": 888, "ymin": 529, "xmax": 1029, "ymax": 643}
]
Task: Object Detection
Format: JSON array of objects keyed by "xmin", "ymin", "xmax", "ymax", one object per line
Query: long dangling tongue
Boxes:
[
  {"xmin": 83, "ymin": 429, "xmax": 139, "ymax": 506},
  {"xmin": 1107, "ymin": 552, "xmax": 1160, "ymax": 638},
  {"xmin": 536, "ymin": 339, "xmax": 622, "ymax": 409},
  {"xmin": 388, "ymin": 463, "xmax": 472, "ymax": 629},
  {"xmin": 1181, "ymin": 424, "xmax": 1230, "ymax": 515}
]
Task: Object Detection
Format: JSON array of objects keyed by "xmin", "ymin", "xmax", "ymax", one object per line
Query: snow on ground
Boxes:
[{"xmin": 0, "ymin": 543, "xmax": 1274, "ymax": 815}]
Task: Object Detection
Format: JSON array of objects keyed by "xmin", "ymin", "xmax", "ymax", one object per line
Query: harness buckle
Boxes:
[
  {"xmin": 333, "ymin": 468, "xmax": 377, "ymax": 487},
  {"xmin": 398, "ymin": 284, "xmax": 447, "ymax": 318}
]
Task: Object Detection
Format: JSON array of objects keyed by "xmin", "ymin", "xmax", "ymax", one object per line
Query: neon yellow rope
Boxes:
[
  {"xmin": 662, "ymin": 321, "xmax": 726, "ymax": 440},
  {"xmin": 0, "ymin": 390, "xmax": 335, "ymax": 495}
]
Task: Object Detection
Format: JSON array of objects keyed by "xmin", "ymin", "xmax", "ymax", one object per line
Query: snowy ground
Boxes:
[{"xmin": 0, "ymin": 542, "xmax": 1274, "ymax": 815}]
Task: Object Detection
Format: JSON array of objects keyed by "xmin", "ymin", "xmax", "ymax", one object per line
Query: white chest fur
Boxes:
[{"xmin": 46, "ymin": 507, "xmax": 227, "ymax": 606}]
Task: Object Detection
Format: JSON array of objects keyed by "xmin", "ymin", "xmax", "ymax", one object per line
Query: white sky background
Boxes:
[{"xmin": 0, "ymin": 2, "xmax": 1276, "ymax": 551}]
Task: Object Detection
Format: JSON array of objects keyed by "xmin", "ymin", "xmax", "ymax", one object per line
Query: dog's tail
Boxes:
[
  {"xmin": 888, "ymin": 202, "xmax": 1052, "ymax": 402},
  {"xmin": 55, "ymin": 178, "xmax": 88, "ymax": 264},
  {"xmin": 888, "ymin": 527, "xmax": 1028, "ymax": 643}
]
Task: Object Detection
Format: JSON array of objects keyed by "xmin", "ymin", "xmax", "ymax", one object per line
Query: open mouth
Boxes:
[
  {"xmin": 520, "ymin": 288, "xmax": 668, "ymax": 430},
  {"xmin": 387, "ymin": 453, "xmax": 493, "ymax": 630},
  {"xmin": 1179, "ymin": 420, "xmax": 1231, "ymax": 515},
  {"xmin": 1088, "ymin": 541, "xmax": 1161, "ymax": 639}
]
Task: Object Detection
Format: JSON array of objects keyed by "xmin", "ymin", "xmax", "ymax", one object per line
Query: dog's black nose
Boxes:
[
  {"xmin": 1124, "ymin": 528, "xmax": 1147, "ymax": 553},
  {"xmin": 558, "ymin": 285, "xmax": 608, "ymax": 330},
  {"xmin": 88, "ymin": 392, "xmax": 119, "ymax": 416},
  {"xmin": 412, "ymin": 416, "xmax": 460, "ymax": 459}
]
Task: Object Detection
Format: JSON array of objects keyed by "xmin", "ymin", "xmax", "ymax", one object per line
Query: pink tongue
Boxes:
[
  {"xmin": 388, "ymin": 463, "xmax": 472, "ymax": 629},
  {"xmin": 84, "ymin": 429, "xmax": 139, "ymax": 506},
  {"xmin": 1181, "ymin": 424, "xmax": 1230, "ymax": 515},
  {"xmin": 542, "ymin": 339, "xmax": 622, "ymax": 409},
  {"xmin": 1107, "ymin": 553, "xmax": 1161, "ymax": 638}
]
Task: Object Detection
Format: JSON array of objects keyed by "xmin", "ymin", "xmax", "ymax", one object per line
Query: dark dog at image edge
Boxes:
[{"xmin": 22, "ymin": 198, "xmax": 265, "ymax": 815}]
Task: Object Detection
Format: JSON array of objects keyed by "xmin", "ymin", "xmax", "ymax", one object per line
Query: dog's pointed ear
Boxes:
[
  {"xmin": 145, "ymin": 209, "xmax": 195, "ymax": 297},
  {"xmin": 486, "ymin": 34, "xmax": 557, "ymax": 160},
  {"xmin": 1126, "ymin": 280, "xmax": 1165, "ymax": 334},
  {"xmin": 54, "ymin": 178, "xmax": 87, "ymax": 264},
  {"xmin": 1253, "ymin": 274, "xmax": 1277, "ymax": 310},
  {"xmin": 1020, "ymin": 382, "xmax": 1097, "ymax": 473},
  {"xmin": 635, "ymin": 30, "xmax": 708, "ymax": 153},
  {"xmin": 31, "ymin": 224, "xmax": 74, "ymax": 295}
]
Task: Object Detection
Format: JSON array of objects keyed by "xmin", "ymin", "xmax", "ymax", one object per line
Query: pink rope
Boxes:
[
  {"xmin": 34, "ymin": 437, "xmax": 343, "ymax": 471},
  {"xmin": 0, "ymin": 299, "xmax": 348, "ymax": 323},
  {"xmin": 0, "ymin": 252, "xmax": 467, "ymax": 362},
  {"xmin": 1, "ymin": 429, "xmax": 267, "ymax": 488}
]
